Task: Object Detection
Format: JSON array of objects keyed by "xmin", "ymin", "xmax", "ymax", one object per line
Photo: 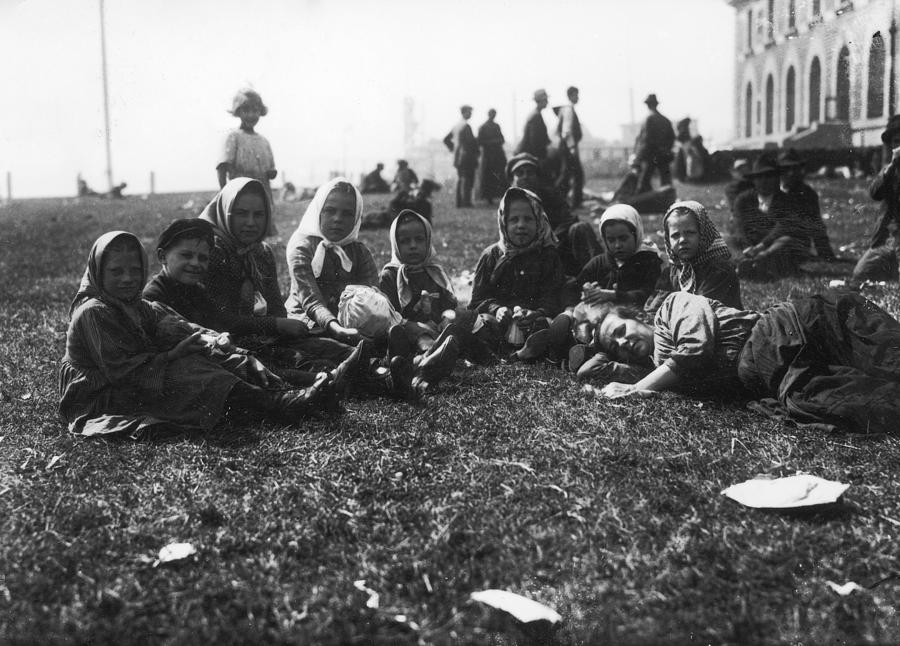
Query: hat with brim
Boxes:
[
  {"xmin": 881, "ymin": 114, "xmax": 900, "ymax": 144},
  {"xmin": 644, "ymin": 93, "xmax": 659, "ymax": 106},
  {"xmin": 745, "ymin": 153, "xmax": 781, "ymax": 177},
  {"xmin": 505, "ymin": 153, "xmax": 540, "ymax": 179},
  {"xmin": 777, "ymin": 148, "xmax": 803, "ymax": 168}
]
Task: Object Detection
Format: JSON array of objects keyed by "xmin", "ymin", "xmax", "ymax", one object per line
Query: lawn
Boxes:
[{"xmin": 2, "ymin": 178, "xmax": 900, "ymax": 645}]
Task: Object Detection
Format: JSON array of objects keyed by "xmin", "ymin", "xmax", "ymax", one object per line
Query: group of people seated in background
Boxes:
[{"xmin": 59, "ymin": 115, "xmax": 900, "ymax": 438}]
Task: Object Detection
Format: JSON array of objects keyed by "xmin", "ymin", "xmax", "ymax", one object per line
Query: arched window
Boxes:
[
  {"xmin": 785, "ymin": 67, "xmax": 796, "ymax": 131},
  {"xmin": 813, "ymin": 0, "xmax": 820, "ymax": 17},
  {"xmin": 836, "ymin": 45, "xmax": 851, "ymax": 120},
  {"xmin": 868, "ymin": 32, "xmax": 886, "ymax": 118},
  {"xmin": 745, "ymin": 82, "xmax": 753, "ymax": 137},
  {"xmin": 788, "ymin": 0, "xmax": 796, "ymax": 31},
  {"xmin": 765, "ymin": 74, "xmax": 775, "ymax": 134},
  {"xmin": 809, "ymin": 57, "xmax": 821, "ymax": 122},
  {"xmin": 747, "ymin": 9, "xmax": 753, "ymax": 48},
  {"xmin": 767, "ymin": 0, "xmax": 774, "ymax": 41}
]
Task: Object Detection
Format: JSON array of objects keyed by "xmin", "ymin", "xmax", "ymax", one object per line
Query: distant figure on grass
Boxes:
[
  {"xmin": 853, "ymin": 115, "xmax": 900, "ymax": 282},
  {"xmin": 477, "ymin": 109, "xmax": 508, "ymax": 205},
  {"xmin": 724, "ymin": 159, "xmax": 753, "ymax": 210},
  {"xmin": 379, "ymin": 210, "xmax": 462, "ymax": 394},
  {"xmin": 77, "ymin": 174, "xmax": 99, "ymax": 197},
  {"xmin": 360, "ymin": 179, "xmax": 441, "ymax": 230},
  {"xmin": 59, "ymin": 231, "xmax": 334, "ymax": 437},
  {"xmin": 392, "ymin": 160, "xmax": 419, "ymax": 194},
  {"xmin": 284, "ymin": 178, "xmax": 418, "ymax": 398},
  {"xmin": 217, "ymin": 88, "xmax": 278, "ymax": 236},
  {"xmin": 634, "ymin": 93, "xmax": 676, "ymax": 193},
  {"xmin": 506, "ymin": 153, "xmax": 601, "ymax": 276},
  {"xmin": 647, "ymin": 200, "xmax": 742, "ymax": 312},
  {"xmin": 360, "ymin": 163, "xmax": 390, "ymax": 194},
  {"xmin": 599, "ymin": 154, "xmax": 677, "ymax": 215},
  {"xmin": 143, "ymin": 218, "xmax": 362, "ymax": 389},
  {"xmin": 729, "ymin": 153, "xmax": 808, "ymax": 280},
  {"xmin": 470, "ymin": 187, "xmax": 564, "ymax": 359},
  {"xmin": 674, "ymin": 117, "xmax": 709, "ymax": 183},
  {"xmin": 555, "ymin": 86, "xmax": 584, "ymax": 207},
  {"xmin": 778, "ymin": 149, "xmax": 836, "ymax": 261},
  {"xmin": 516, "ymin": 89, "xmax": 552, "ymax": 180},
  {"xmin": 585, "ymin": 290, "xmax": 900, "ymax": 434},
  {"xmin": 443, "ymin": 104, "xmax": 479, "ymax": 208}
]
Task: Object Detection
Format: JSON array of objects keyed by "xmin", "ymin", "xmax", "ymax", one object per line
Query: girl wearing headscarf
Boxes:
[
  {"xmin": 650, "ymin": 200, "xmax": 742, "ymax": 311},
  {"xmin": 574, "ymin": 204, "xmax": 662, "ymax": 308},
  {"xmin": 285, "ymin": 178, "xmax": 379, "ymax": 344},
  {"xmin": 470, "ymin": 187, "xmax": 564, "ymax": 349},
  {"xmin": 200, "ymin": 178, "xmax": 357, "ymax": 369},
  {"xmin": 59, "ymin": 232, "xmax": 331, "ymax": 436}
]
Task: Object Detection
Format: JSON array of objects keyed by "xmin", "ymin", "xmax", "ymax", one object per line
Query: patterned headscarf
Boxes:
[
  {"xmin": 288, "ymin": 177, "xmax": 363, "ymax": 278},
  {"xmin": 492, "ymin": 187, "xmax": 557, "ymax": 282},
  {"xmin": 70, "ymin": 231, "xmax": 149, "ymax": 337},
  {"xmin": 383, "ymin": 209, "xmax": 454, "ymax": 310},
  {"xmin": 663, "ymin": 200, "xmax": 732, "ymax": 292}
]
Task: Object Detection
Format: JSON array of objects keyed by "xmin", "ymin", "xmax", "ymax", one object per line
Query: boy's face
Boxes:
[
  {"xmin": 319, "ymin": 190, "xmax": 357, "ymax": 242},
  {"xmin": 395, "ymin": 218, "xmax": 428, "ymax": 265},
  {"xmin": 602, "ymin": 221, "xmax": 638, "ymax": 262},
  {"xmin": 505, "ymin": 199, "xmax": 538, "ymax": 247},
  {"xmin": 230, "ymin": 191, "xmax": 267, "ymax": 245},
  {"xmin": 159, "ymin": 238, "xmax": 210, "ymax": 286},
  {"xmin": 102, "ymin": 248, "xmax": 143, "ymax": 301},
  {"xmin": 511, "ymin": 165, "xmax": 538, "ymax": 190},
  {"xmin": 238, "ymin": 105, "xmax": 261, "ymax": 128},
  {"xmin": 666, "ymin": 212, "xmax": 700, "ymax": 261}
]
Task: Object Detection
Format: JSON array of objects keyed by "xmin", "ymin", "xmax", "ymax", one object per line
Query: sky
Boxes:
[{"xmin": 0, "ymin": 0, "xmax": 735, "ymax": 198}]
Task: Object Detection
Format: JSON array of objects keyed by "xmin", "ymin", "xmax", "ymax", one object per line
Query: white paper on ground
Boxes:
[
  {"xmin": 470, "ymin": 589, "xmax": 562, "ymax": 624},
  {"xmin": 721, "ymin": 474, "xmax": 849, "ymax": 509},
  {"xmin": 826, "ymin": 580, "xmax": 864, "ymax": 596},
  {"xmin": 154, "ymin": 542, "xmax": 197, "ymax": 566}
]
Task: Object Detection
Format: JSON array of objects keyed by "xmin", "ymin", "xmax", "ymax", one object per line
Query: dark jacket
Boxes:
[
  {"xmin": 575, "ymin": 249, "xmax": 662, "ymax": 306},
  {"xmin": 378, "ymin": 266, "xmax": 457, "ymax": 325},
  {"xmin": 443, "ymin": 120, "xmax": 479, "ymax": 169},
  {"xmin": 515, "ymin": 109, "xmax": 550, "ymax": 159},
  {"xmin": 469, "ymin": 244, "xmax": 564, "ymax": 317},
  {"xmin": 867, "ymin": 161, "xmax": 900, "ymax": 248}
]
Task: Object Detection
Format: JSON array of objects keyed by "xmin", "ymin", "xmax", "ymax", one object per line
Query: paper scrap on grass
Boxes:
[
  {"xmin": 153, "ymin": 542, "xmax": 196, "ymax": 567},
  {"xmin": 470, "ymin": 589, "xmax": 562, "ymax": 624},
  {"xmin": 353, "ymin": 580, "xmax": 380, "ymax": 609},
  {"xmin": 721, "ymin": 474, "xmax": 849, "ymax": 509},
  {"xmin": 826, "ymin": 580, "xmax": 864, "ymax": 596}
]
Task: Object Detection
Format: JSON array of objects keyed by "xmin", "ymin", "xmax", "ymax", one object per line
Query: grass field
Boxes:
[{"xmin": 2, "ymin": 178, "xmax": 900, "ymax": 645}]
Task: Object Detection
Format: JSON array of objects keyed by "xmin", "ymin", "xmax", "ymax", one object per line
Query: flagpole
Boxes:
[{"xmin": 99, "ymin": 0, "xmax": 113, "ymax": 191}]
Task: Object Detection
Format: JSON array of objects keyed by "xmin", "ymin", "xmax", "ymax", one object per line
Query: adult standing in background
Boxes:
[
  {"xmin": 635, "ymin": 93, "xmax": 676, "ymax": 193},
  {"xmin": 555, "ymin": 86, "xmax": 584, "ymax": 208},
  {"xmin": 443, "ymin": 105, "xmax": 479, "ymax": 208},
  {"xmin": 477, "ymin": 109, "xmax": 508, "ymax": 205},
  {"xmin": 516, "ymin": 89, "xmax": 551, "ymax": 167}
]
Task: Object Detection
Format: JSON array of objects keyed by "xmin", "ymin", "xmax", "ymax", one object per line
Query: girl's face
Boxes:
[
  {"xmin": 237, "ymin": 105, "xmax": 261, "ymax": 129},
  {"xmin": 602, "ymin": 222, "xmax": 637, "ymax": 261},
  {"xmin": 505, "ymin": 199, "xmax": 538, "ymax": 247},
  {"xmin": 598, "ymin": 312, "xmax": 653, "ymax": 363},
  {"xmin": 319, "ymin": 190, "xmax": 357, "ymax": 242},
  {"xmin": 230, "ymin": 191, "xmax": 267, "ymax": 245},
  {"xmin": 159, "ymin": 238, "xmax": 210, "ymax": 286},
  {"xmin": 102, "ymin": 248, "xmax": 143, "ymax": 301},
  {"xmin": 667, "ymin": 211, "xmax": 700, "ymax": 261},
  {"xmin": 395, "ymin": 218, "xmax": 428, "ymax": 265}
]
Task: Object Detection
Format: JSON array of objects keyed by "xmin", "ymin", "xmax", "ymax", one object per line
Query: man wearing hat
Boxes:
[
  {"xmin": 360, "ymin": 163, "xmax": 390, "ymax": 194},
  {"xmin": 724, "ymin": 158, "xmax": 753, "ymax": 210},
  {"xmin": 555, "ymin": 86, "xmax": 585, "ymax": 207},
  {"xmin": 443, "ymin": 104, "xmax": 479, "ymax": 207},
  {"xmin": 779, "ymin": 149, "xmax": 835, "ymax": 261},
  {"xmin": 635, "ymin": 93, "xmax": 676, "ymax": 194},
  {"xmin": 730, "ymin": 152, "xmax": 808, "ymax": 278},
  {"xmin": 391, "ymin": 159, "xmax": 419, "ymax": 194},
  {"xmin": 505, "ymin": 152, "xmax": 601, "ymax": 276},
  {"xmin": 852, "ymin": 114, "xmax": 900, "ymax": 281},
  {"xmin": 516, "ymin": 89, "xmax": 551, "ymax": 165}
]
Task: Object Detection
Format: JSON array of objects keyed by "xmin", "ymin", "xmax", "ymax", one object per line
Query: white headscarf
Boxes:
[
  {"xmin": 598, "ymin": 204, "xmax": 659, "ymax": 263},
  {"xmin": 289, "ymin": 177, "xmax": 363, "ymax": 278},
  {"xmin": 383, "ymin": 209, "xmax": 454, "ymax": 310}
]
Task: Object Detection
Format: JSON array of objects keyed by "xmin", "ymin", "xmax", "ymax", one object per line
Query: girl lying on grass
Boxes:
[
  {"xmin": 143, "ymin": 218, "xmax": 361, "ymax": 388},
  {"xmin": 59, "ymin": 232, "xmax": 334, "ymax": 436},
  {"xmin": 198, "ymin": 178, "xmax": 360, "ymax": 375},
  {"xmin": 285, "ymin": 178, "xmax": 413, "ymax": 397},
  {"xmin": 645, "ymin": 200, "xmax": 742, "ymax": 312},
  {"xmin": 379, "ymin": 209, "xmax": 461, "ymax": 394},
  {"xmin": 469, "ymin": 187, "xmax": 564, "ymax": 360},
  {"xmin": 586, "ymin": 290, "xmax": 900, "ymax": 434}
]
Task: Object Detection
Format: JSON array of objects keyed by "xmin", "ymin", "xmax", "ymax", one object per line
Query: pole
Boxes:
[
  {"xmin": 149, "ymin": 171, "xmax": 155, "ymax": 195},
  {"xmin": 99, "ymin": 0, "xmax": 113, "ymax": 191},
  {"xmin": 511, "ymin": 89, "xmax": 518, "ymax": 150},
  {"xmin": 5, "ymin": 171, "xmax": 10, "ymax": 202},
  {"xmin": 890, "ymin": 12, "xmax": 897, "ymax": 117}
]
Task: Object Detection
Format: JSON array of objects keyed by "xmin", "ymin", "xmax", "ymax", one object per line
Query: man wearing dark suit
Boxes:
[
  {"xmin": 635, "ymin": 93, "xmax": 676, "ymax": 193},
  {"xmin": 443, "ymin": 104, "xmax": 479, "ymax": 207},
  {"xmin": 516, "ymin": 89, "xmax": 551, "ymax": 162},
  {"xmin": 555, "ymin": 86, "xmax": 584, "ymax": 207}
]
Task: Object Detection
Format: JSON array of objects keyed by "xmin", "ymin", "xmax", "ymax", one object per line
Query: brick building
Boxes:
[{"xmin": 727, "ymin": 0, "xmax": 896, "ymax": 157}]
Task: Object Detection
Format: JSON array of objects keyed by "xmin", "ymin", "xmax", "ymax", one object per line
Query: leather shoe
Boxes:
[
  {"xmin": 415, "ymin": 335, "xmax": 459, "ymax": 384},
  {"xmin": 509, "ymin": 328, "xmax": 551, "ymax": 362}
]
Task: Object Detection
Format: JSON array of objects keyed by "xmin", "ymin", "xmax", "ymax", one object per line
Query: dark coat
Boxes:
[
  {"xmin": 443, "ymin": 120, "xmax": 479, "ymax": 169},
  {"xmin": 515, "ymin": 109, "xmax": 550, "ymax": 159}
]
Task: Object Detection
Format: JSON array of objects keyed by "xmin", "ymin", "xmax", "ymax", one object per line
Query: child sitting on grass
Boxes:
[
  {"xmin": 199, "ymin": 178, "xmax": 360, "ymax": 374},
  {"xmin": 143, "ymin": 218, "xmax": 360, "ymax": 388},
  {"xmin": 59, "ymin": 232, "xmax": 334, "ymax": 436},
  {"xmin": 379, "ymin": 209, "xmax": 461, "ymax": 394},
  {"xmin": 646, "ymin": 200, "xmax": 742, "ymax": 312},
  {"xmin": 470, "ymin": 187, "xmax": 564, "ymax": 359},
  {"xmin": 285, "ymin": 178, "xmax": 414, "ymax": 396}
]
